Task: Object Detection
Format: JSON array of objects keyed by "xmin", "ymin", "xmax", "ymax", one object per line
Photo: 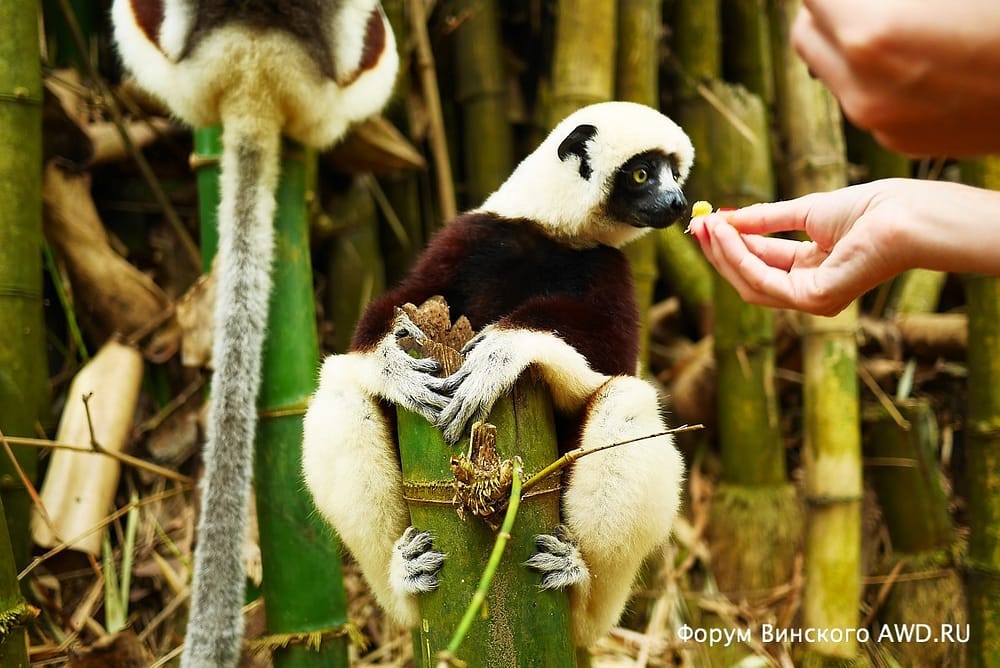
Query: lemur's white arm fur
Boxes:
[{"xmin": 112, "ymin": 2, "xmax": 398, "ymax": 666}]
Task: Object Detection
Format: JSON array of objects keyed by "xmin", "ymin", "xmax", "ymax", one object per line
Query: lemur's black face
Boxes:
[{"xmin": 605, "ymin": 150, "xmax": 688, "ymax": 229}]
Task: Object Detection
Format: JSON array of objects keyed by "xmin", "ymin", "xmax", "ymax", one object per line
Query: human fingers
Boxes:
[
  {"xmin": 728, "ymin": 188, "xmax": 873, "ymax": 250},
  {"xmin": 702, "ymin": 214, "xmax": 857, "ymax": 316},
  {"xmin": 695, "ymin": 216, "xmax": 803, "ymax": 310},
  {"xmin": 740, "ymin": 233, "xmax": 818, "ymax": 272},
  {"xmin": 791, "ymin": 7, "xmax": 853, "ymax": 95}
]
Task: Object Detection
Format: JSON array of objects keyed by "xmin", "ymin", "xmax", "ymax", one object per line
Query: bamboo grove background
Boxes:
[{"xmin": 0, "ymin": 0, "xmax": 996, "ymax": 666}]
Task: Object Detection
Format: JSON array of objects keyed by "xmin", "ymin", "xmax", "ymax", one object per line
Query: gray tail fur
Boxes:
[{"xmin": 181, "ymin": 115, "xmax": 282, "ymax": 668}]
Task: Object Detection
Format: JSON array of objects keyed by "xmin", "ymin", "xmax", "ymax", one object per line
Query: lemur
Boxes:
[
  {"xmin": 303, "ymin": 101, "xmax": 692, "ymax": 647},
  {"xmin": 111, "ymin": 2, "xmax": 398, "ymax": 666}
]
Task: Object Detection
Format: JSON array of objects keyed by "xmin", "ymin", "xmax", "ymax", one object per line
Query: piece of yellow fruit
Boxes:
[{"xmin": 691, "ymin": 200, "xmax": 713, "ymax": 218}]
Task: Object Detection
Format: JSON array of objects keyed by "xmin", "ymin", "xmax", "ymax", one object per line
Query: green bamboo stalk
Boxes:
[
  {"xmin": 437, "ymin": 458, "xmax": 524, "ymax": 666},
  {"xmin": 195, "ymin": 129, "xmax": 349, "ymax": 667},
  {"xmin": 654, "ymin": 227, "xmax": 714, "ymax": 336},
  {"xmin": 800, "ymin": 308, "xmax": 865, "ymax": 667},
  {"xmin": 864, "ymin": 400, "xmax": 964, "ymax": 666},
  {"xmin": 617, "ymin": 0, "xmax": 661, "ymax": 377},
  {"xmin": 0, "ymin": 0, "xmax": 47, "ymax": 571},
  {"xmin": 0, "ymin": 496, "xmax": 29, "ymax": 667},
  {"xmin": 695, "ymin": 15, "xmax": 800, "ymax": 616},
  {"xmin": 669, "ymin": 0, "xmax": 720, "ymax": 201},
  {"xmin": 964, "ymin": 274, "xmax": 1000, "ymax": 667},
  {"xmin": 770, "ymin": 3, "xmax": 864, "ymax": 665},
  {"xmin": 453, "ymin": 0, "xmax": 513, "ymax": 208},
  {"xmin": 550, "ymin": 0, "xmax": 616, "ymax": 125},
  {"xmin": 399, "ymin": 377, "xmax": 575, "ymax": 668},
  {"xmin": 962, "ymin": 156, "xmax": 1000, "ymax": 667},
  {"xmin": 721, "ymin": 0, "xmax": 774, "ymax": 106}
]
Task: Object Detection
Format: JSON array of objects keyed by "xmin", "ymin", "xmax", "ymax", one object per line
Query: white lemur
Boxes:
[
  {"xmin": 111, "ymin": 2, "xmax": 398, "ymax": 666},
  {"xmin": 303, "ymin": 101, "xmax": 692, "ymax": 647}
]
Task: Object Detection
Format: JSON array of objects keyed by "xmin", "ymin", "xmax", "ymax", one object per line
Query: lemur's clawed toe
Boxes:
[{"xmin": 391, "ymin": 527, "xmax": 446, "ymax": 595}]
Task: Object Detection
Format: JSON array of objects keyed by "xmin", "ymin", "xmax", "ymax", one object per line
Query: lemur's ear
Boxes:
[{"xmin": 557, "ymin": 123, "xmax": 598, "ymax": 180}]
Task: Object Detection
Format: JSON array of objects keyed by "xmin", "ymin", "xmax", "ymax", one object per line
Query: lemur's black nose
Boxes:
[{"xmin": 637, "ymin": 187, "xmax": 688, "ymax": 229}]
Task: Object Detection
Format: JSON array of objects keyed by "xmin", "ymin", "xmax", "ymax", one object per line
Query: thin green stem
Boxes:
[
  {"xmin": 43, "ymin": 242, "xmax": 89, "ymax": 363},
  {"xmin": 521, "ymin": 424, "xmax": 703, "ymax": 494},
  {"xmin": 437, "ymin": 459, "xmax": 525, "ymax": 668}
]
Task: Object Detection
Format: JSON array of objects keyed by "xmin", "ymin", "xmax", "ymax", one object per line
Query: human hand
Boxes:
[
  {"xmin": 793, "ymin": 0, "xmax": 1000, "ymax": 156},
  {"xmin": 689, "ymin": 180, "xmax": 935, "ymax": 316}
]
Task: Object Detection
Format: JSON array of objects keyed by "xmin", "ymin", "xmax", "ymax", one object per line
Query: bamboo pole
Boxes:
[
  {"xmin": 453, "ymin": 0, "xmax": 513, "ymax": 208},
  {"xmin": 194, "ymin": 130, "xmax": 349, "ymax": 667},
  {"xmin": 0, "ymin": 0, "xmax": 47, "ymax": 571},
  {"xmin": 617, "ymin": 0, "xmax": 661, "ymax": 377},
  {"xmin": 400, "ymin": 379, "xmax": 575, "ymax": 668},
  {"xmin": 550, "ymin": 0, "xmax": 616, "ymax": 125},
  {"xmin": 769, "ymin": 2, "xmax": 865, "ymax": 665},
  {"xmin": 962, "ymin": 156, "xmax": 1000, "ymax": 667},
  {"xmin": 864, "ymin": 400, "xmax": 965, "ymax": 666}
]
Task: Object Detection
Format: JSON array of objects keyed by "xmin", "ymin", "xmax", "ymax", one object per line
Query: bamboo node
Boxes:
[
  {"xmin": 803, "ymin": 493, "xmax": 863, "ymax": 506},
  {"xmin": 0, "ymin": 89, "xmax": 42, "ymax": 106},
  {"xmin": 0, "ymin": 283, "xmax": 44, "ymax": 301}
]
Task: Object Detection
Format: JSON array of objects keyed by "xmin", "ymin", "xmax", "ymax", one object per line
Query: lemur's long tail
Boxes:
[{"xmin": 181, "ymin": 111, "xmax": 282, "ymax": 668}]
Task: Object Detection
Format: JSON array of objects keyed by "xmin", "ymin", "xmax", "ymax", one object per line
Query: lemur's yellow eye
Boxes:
[{"xmin": 632, "ymin": 168, "xmax": 648, "ymax": 184}]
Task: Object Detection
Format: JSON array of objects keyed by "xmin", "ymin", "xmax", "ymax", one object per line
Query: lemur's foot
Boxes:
[
  {"xmin": 390, "ymin": 527, "xmax": 445, "ymax": 594},
  {"xmin": 525, "ymin": 525, "xmax": 589, "ymax": 589}
]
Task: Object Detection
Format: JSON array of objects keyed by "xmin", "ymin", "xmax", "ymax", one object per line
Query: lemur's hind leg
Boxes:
[
  {"xmin": 303, "ymin": 346, "xmax": 445, "ymax": 627},
  {"xmin": 545, "ymin": 376, "xmax": 684, "ymax": 646}
]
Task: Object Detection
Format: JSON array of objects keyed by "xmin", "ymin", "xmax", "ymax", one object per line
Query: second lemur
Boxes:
[
  {"xmin": 303, "ymin": 101, "xmax": 691, "ymax": 646},
  {"xmin": 111, "ymin": 2, "xmax": 399, "ymax": 666}
]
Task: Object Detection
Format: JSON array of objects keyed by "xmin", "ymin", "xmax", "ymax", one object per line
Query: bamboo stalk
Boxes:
[
  {"xmin": 680, "ymin": 6, "xmax": 802, "ymax": 612},
  {"xmin": 962, "ymin": 155, "xmax": 1000, "ymax": 667},
  {"xmin": 0, "ymin": 0, "xmax": 47, "ymax": 572},
  {"xmin": 721, "ymin": 0, "xmax": 774, "ymax": 106},
  {"xmin": 769, "ymin": 2, "xmax": 863, "ymax": 665},
  {"xmin": 195, "ymin": 130, "xmax": 349, "ymax": 667},
  {"xmin": 399, "ymin": 378, "xmax": 575, "ymax": 668},
  {"xmin": 864, "ymin": 400, "xmax": 964, "ymax": 666},
  {"xmin": 376, "ymin": 0, "xmax": 426, "ymax": 281},
  {"xmin": 617, "ymin": 0, "xmax": 661, "ymax": 377},
  {"xmin": 550, "ymin": 0, "xmax": 616, "ymax": 125},
  {"xmin": 453, "ymin": 0, "xmax": 513, "ymax": 208}
]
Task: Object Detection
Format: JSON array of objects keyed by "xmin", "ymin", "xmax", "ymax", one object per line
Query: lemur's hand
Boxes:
[
  {"xmin": 524, "ymin": 525, "xmax": 589, "ymax": 590},
  {"xmin": 436, "ymin": 327, "xmax": 526, "ymax": 444},
  {"xmin": 390, "ymin": 527, "xmax": 445, "ymax": 594},
  {"xmin": 376, "ymin": 313, "xmax": 451, "ymax": 424}
]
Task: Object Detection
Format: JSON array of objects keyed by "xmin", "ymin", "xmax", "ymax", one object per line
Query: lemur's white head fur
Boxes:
[{"xmin": 479, "ymin": 101, "xmax": 694, "ymax": 248}]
